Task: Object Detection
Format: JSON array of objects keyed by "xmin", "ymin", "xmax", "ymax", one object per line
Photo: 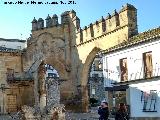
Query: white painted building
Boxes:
[
  {"xmin": 0, "ymin": 38, "xmax": 26, "ymax": 49},
  {"xmin": 102, "ymin": 28, "xmax": 160, "ymax": 119}
]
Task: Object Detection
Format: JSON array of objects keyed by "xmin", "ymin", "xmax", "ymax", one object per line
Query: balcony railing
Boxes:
[
  {"xmin": 105, "ymin": 66, "xmax": 160, "ymax": 87},
  {"xmin": 129, "ymin": 67, "xmax": 160, "ymax": 81}
]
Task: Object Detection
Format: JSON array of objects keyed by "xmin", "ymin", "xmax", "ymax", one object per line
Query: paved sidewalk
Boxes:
[
  {"xmin": 65, "ymin": 112, "xmax": 116, "ymax": 120},
  {"xmin": 65, "ymin": 112, "xmax": 99, "ymax": 120}
]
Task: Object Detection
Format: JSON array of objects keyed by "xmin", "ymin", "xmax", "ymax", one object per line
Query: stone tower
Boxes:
[{"xmin": 119, "ymin": 3, "xmax": 138, "ymax": 37}]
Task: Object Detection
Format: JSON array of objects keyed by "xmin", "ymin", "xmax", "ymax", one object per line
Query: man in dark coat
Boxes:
[{"xmin": 98, "ymin": 102, "xmax": 109, "ymax": 120}]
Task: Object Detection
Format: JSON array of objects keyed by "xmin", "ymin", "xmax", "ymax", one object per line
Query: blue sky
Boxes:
[{"xmin": 0, "ymin": 0, "xmax": 160, "ymax": 40}]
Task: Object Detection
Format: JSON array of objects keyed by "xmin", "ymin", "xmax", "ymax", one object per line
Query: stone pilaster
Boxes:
[
  {"xmin": 81, "ymin": 85, "xmax": 89, "ymax": 112},
  {"xmin": 38, "ymin": 61, "xmax": 46, "ymax": 112}
]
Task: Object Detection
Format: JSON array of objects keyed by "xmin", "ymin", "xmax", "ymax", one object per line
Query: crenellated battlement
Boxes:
[
  {"xmin": 76, "ymin": 3, "xmax": 138, "ymax": 45},
  {"xmin": 31, "ymin": 3, "xmax": 138, "ymax": 46},
  {"xmin": 31, "ymin": 9, "xmax": 79, "ymax": 32},
  {"xmin": 31, "ymin": 14, "xmax": 59, "ymax": 31}
]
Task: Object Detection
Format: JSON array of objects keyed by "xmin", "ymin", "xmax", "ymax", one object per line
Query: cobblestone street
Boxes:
[
  {"xmin": 65, "ymin": 107, "xmax": 100, "ymax": 120},
  {"xmin": 66, "ymin": 112, "xmax": 99, "ymax": 120},
  {"xmin": 0, "ymin": 113, "xmax": 114, "ymax": 120},
  {"xmin": 65, "ymin": 107, "xmax": 115, "ymax": 120},
  {"xmin": 0, "ymin": 107, "xmax": 116, "ymax": 120}
]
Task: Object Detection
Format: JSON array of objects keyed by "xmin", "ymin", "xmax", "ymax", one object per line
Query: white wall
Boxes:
[
  {"xmin": 129, "ymin": 80, "xmax": 160, "ymax": 117},
  {"xmin": 103, "ymin": 38, "xmax": 160, "ymax": 117},
  {"xmin": 0, "ymin": 41, "xmax": 26, "ymax": 49},
  {"xmin": 103, "ymin": 39, "xmax": 160, "ymax": 87}
]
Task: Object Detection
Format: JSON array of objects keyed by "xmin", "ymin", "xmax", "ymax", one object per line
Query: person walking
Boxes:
[
  {"xmin": 98, "ymin": 102, "xmax": 109, "ymax": 120},
  {"xmin": 115, "ymin": 103, "xmax": 129, "ymax": 120}
]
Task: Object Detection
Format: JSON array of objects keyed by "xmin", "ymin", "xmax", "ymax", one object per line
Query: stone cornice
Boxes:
[
  {"xmin": 0, "ymin": 52, "xmax": 22, "ymax": 56},
  {"xmin": 0, "ymin": 47, "xmax": 23, "ymax": 55}
]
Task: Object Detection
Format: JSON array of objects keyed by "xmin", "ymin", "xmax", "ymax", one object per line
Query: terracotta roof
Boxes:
[{"xmin": 102, "ymin": 27, "xmax": 160, "ymax": 54}]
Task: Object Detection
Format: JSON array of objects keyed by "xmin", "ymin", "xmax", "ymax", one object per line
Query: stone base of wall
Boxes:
[{"xmin": 131, "ymin": 117, "xmax": 160, "ymax": 120}]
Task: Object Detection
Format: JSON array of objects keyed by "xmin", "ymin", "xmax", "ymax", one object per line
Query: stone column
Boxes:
[
  {"xmin": 38, "ymin": 61, "xmax": 46, "ymax": 112},
  {"xmin": 81, "ymin": 85, "xmax": 89, "ymax": 112}
]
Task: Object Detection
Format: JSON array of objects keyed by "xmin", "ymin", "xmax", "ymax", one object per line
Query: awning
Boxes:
[{"xmin": 105, "ymin": 85, "xmax": 129, "ymax": 91}]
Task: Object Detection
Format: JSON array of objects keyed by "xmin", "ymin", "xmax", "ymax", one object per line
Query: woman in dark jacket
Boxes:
[
  {"xmin": 98, "ymin": 102, "xmax": 109, "ymax": 120},
  {"xmin": 115, "ymin": 103, "xmax": 129, "ymax": 120}
]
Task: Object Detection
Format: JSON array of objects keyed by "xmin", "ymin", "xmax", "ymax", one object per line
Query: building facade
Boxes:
[
  {"xmin": 0, "ymin": 38, "xmax": 26, "ymax": 50},
  {"xmin": 88, "ymin": 54, "xmax": 105, "ymax": 105},
  {"xmin": 0, "ymin": 47, "xmax": 34, "ymax": 114},
  {"xmin": 102, "ymin": 28, "xmax": 160, "ymax": 119},
  {"xmin": 0, "ymin": 39, "xmax": 30, "ymax": 114}
]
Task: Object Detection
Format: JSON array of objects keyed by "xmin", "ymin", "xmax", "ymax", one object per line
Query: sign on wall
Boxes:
[{"xmin": 141, "ymin": 90, "xmax": 157, "ymax": 112}]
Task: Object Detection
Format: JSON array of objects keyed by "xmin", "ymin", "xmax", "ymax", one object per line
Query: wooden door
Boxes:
[{"xmin": 7, "ymin": 94, "xmax": 17, "ymax": 113}]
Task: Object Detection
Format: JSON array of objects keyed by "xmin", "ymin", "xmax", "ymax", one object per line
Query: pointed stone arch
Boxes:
[
  {"xmin": 80, "ymin": 47, "xmax": 101, "ymax": 112},
  {"xmin": 81, "ymin": 47, "xmax": 101, "ymax": 86}
]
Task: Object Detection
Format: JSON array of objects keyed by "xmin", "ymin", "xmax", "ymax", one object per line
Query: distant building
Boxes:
[
  {"xmin": 0, "ymin": 38, "xmax": 26, "ymax": 50},
  {"xmin": 45, "ymin": 64, "xmax": 59, "ymax": 78},
  {"xmin": 0, "ymin": 46, "xmax": 34, "ymax": 113},
  {"xmin": 88, "ymin": 54, "xmax": 105, "ymax": 105},
  {"xmin": 102, "ymin": 28, "xmax": 160, "ymax": 119}
]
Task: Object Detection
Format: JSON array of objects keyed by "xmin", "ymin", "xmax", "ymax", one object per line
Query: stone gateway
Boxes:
[{"xmin": 0, "ymin": 4, "xmax": 138, "ymax": 113}]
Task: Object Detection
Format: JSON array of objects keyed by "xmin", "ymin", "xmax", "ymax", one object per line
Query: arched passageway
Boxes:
[{"xmin": 80, "ymin": 47, "xmax": 101, "ymax": 112}]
